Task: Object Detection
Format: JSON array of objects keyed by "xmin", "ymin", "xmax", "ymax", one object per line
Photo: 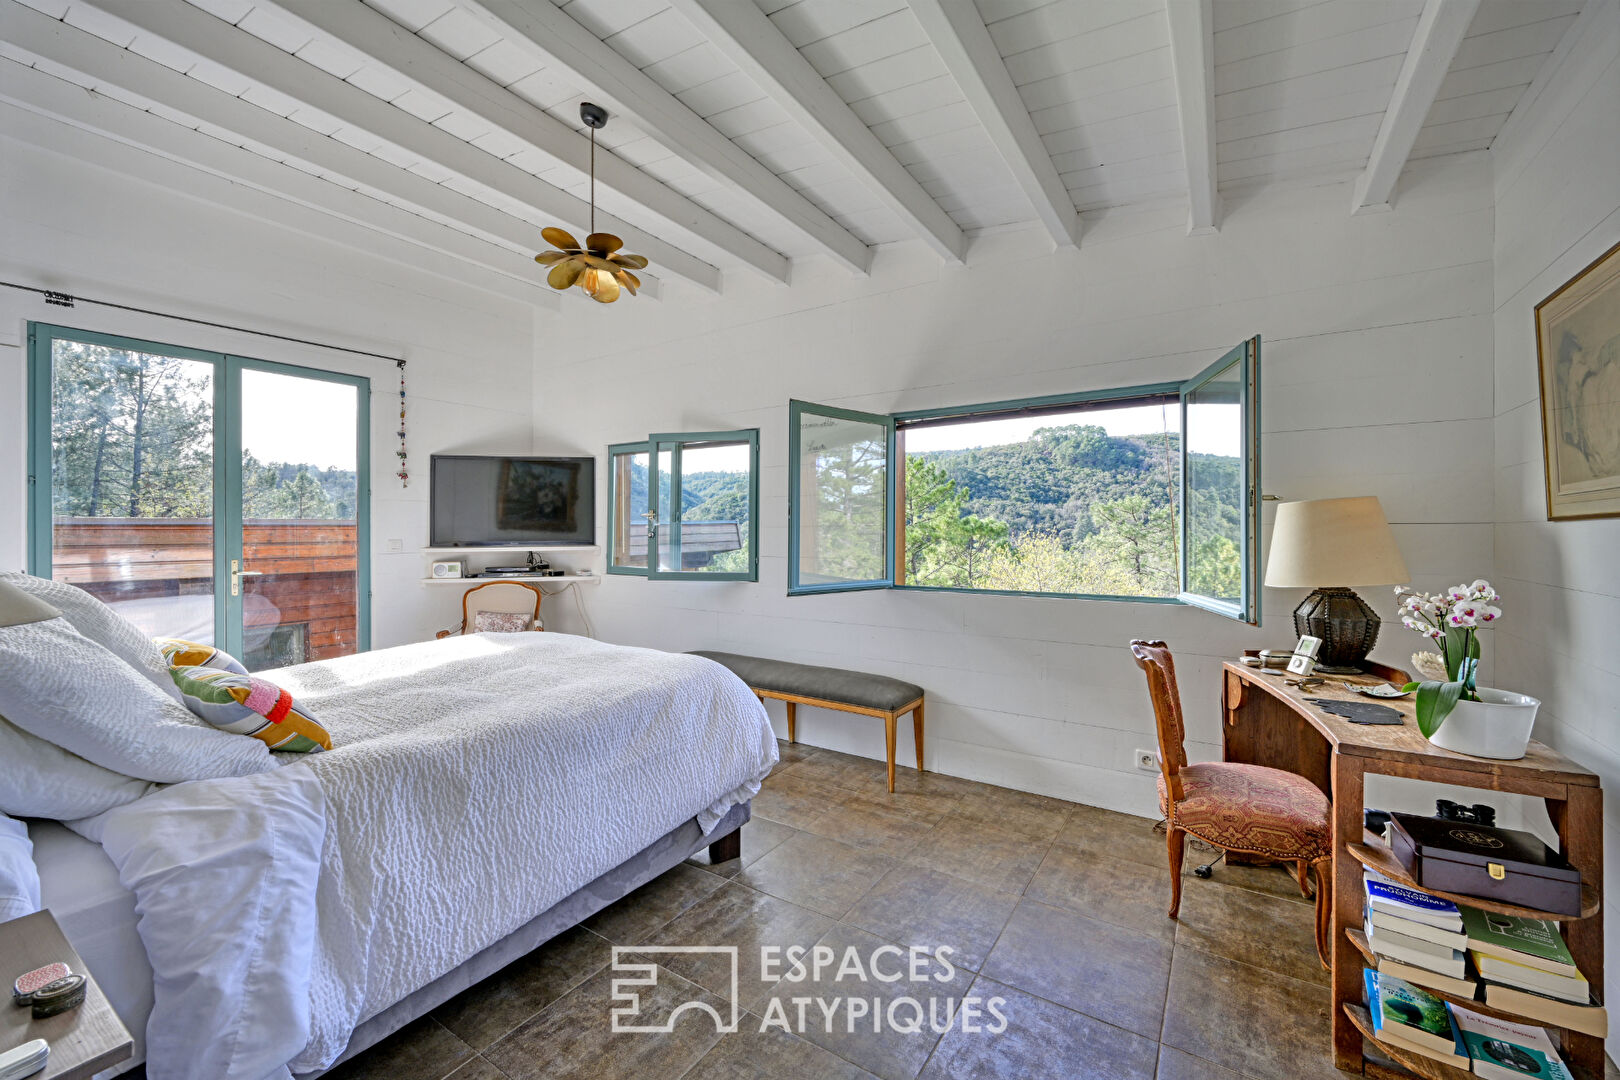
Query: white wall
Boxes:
[
  {"xmin": 1489, "ymin": 0, "xmax": 1620, "ymax": 1020},
  {"xmin": 535, "ymin": 153, "xmax": 1500, "ymax": 817},
  {"xmin": 0, "ymin": 119, "xmax": 539, "ymax": 647}
]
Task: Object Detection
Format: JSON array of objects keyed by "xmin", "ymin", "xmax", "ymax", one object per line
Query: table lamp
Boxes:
[{"xmin": 1264, "ymin": 496, "xmax": 1409, "ymax": 673}]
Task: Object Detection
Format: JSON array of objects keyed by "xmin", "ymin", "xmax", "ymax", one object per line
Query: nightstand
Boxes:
[{"xmin": 0, "ymin": 910, "xmax": 132, "ymax": 1080}]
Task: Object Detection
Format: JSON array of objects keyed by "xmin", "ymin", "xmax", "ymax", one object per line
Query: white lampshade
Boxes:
[{"xmin": 1264, "ymin": 496, "xmax": 1409, "ymax": 588}]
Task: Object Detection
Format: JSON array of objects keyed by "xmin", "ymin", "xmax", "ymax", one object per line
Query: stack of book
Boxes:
[
  {"xmin": 1363, "ymin": 870, "xmax": 1474, "ymax": 996},
  {"xmin": 1364, "ymin": 970, "xmax": 1577, "ymax": 1078},
  {"xmin": 1461, "ymin": 908, "xmax": 1607, "ymax": 1036}
]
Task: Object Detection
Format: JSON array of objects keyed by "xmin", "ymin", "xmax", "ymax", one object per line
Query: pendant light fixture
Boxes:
[{"xmin": 534, "ymin": 102, "xmax": 648, "ymax": 303}]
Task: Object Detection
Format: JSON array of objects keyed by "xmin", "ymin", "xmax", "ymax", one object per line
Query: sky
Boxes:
[
  {"xmin": 241, "ymin": 368, "xmax": 359, "ymax": 469},
  {"xmin": 904, "ymin": 401, "xmax": 1242, "ymax": 458}
]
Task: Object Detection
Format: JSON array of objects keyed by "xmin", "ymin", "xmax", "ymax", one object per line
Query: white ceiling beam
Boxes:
[
  {"xmin": 1351, "ymin": 0, "xmax": 1482, "ymax": 213},
  {"xmin": 907, "ymin": 0, "xmax": 1079, "ymax": 249},
  {"xmin": 257, "ymin": 0, "xmax": 788, "ymax": 286},
  {"xmin": 463, "ymin": 0, "xmax": 873, "ymax": 275},
  {"xmin": 79, "ymin": 0, "xmax": 719, "ymax": 293},
  {"xmin": 0, "ymin": 70, "xmax": 558, "ymax": 309},
  {"xmin": 670, "ymin": 0, "xmax": 964, "ymax": 262},
  {"xmin": 1163, "ymin": 0, "xmax": 1220, "ymax": 235}
]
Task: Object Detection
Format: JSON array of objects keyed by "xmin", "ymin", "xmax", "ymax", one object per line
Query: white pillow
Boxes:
[
  {"xmin": 0, "ymin": 715, "xmax": 158, "ymax": 820},
  {"xmin": 0, "ymin": 571, "xmax": 182, "ymax": 703},
  {"xmin": 0, "ymin": 616, "xmax": 274, "ymax": 783},
  {"xmin": 0, "ymin": 814, "xmax": 40, "ymax": 923}
]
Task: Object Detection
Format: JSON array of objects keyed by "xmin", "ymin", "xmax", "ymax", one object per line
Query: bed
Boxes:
[{"xmin": 4, "ymin": 606, "xmax": 777, "ymax": 1080}]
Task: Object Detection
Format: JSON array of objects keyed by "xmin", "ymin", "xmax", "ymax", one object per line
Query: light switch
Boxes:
[{"xmin": 386, "ymin": 538, "xmax": 404, "ymax": 553}]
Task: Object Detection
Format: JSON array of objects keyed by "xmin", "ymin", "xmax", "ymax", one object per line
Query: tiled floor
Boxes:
[{"xmin": 321, "ymin": 741, "xmax": 1339, "ymax": 1080}]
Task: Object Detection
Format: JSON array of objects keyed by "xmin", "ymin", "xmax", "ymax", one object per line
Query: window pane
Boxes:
[
  {"xmin": 49, "ymin": 338, "xmax": 216, "ymax": 640},
  {"xmin": 1182, "ymin": 359, "xmax": 1245, "ymax": 611},
  {"xmin": 796, "ymin": 411, "xmax": 889, "ymax": 587},
  {"xmin": 655, "ymin": 447, "xmax": 675, "ymax": 573},
  {"xmin": 240, "ymin": 368, "xmax": 360, "ymax": 669},
  {"xmin": 899, "ymin": 399, "xmax": 1180, "ymax": 597},
  {"xmin": 609, "ymin": 447, "xmax": 649, "ymax": 571},
  {"xmin": 671, "ymin": 440, "xmax": 751, "ymax": 574}
]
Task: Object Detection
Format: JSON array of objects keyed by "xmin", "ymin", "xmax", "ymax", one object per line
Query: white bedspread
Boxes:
[{"xmin": 90, "ymin": 633, "xmax": 777, "ymax": 1080}]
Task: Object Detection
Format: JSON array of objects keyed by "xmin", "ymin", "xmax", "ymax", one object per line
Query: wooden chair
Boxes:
[
  {"xmin": 1129, "ymin": 639, "xmax": 1331, "ymax": 968},
  {"xmin": 436, "ymin": 581, "xmax": 544, "ymax": 639}
]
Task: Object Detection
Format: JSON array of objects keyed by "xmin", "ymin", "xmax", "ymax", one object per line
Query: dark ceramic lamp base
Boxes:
[{"xmin": 1292, "ymin": 586, "xmax": 1379, "ymax": 673}]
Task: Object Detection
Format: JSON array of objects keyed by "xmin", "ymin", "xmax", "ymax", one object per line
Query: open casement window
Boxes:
[
  {"xmin": 1178, "ymin": 337, "xmax": 1262, "ymax": 624},
  {"xmin": 787, "ymin": 401, "xmax": 895, "ymax": 595},
  {"xmin": 609, "ymin": 430, "xmax": 759, "ymax": 581}
]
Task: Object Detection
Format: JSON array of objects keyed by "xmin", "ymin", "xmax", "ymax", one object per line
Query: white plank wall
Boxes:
[
  {"xmin": 1488, "ymin": 0, "xmax": 1620, "ymax": 1035},
  {"xmin": 0, "ymin": 122, "xmax": 538, "ymax": 647},
  {"xmin": 532, "ymin": 152, "xmax": 1500, "ymax": 819}
]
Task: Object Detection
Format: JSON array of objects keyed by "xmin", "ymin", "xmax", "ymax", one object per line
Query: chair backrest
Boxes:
[
  {"xmin": 461, "ymin": 581, "xmax": 542, "ymax": 632},
  {"xmin": 1129, "ymin": 639, "xmax": 1189, "ymax": 803}
]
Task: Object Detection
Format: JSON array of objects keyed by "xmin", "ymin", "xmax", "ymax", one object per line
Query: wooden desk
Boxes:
[
  {"xmin": 0, "ymin": 910, "xmax": 132, "ymax": 1080},
  {"xmin": 1222, "ymin": 662, "xmax": 1604, "ymax": 1080}
]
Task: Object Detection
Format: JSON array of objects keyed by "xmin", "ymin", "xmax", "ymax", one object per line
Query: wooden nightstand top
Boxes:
[{"xmin": 0, "ymin": 910, "xmax": 132, "ymax": 1080}]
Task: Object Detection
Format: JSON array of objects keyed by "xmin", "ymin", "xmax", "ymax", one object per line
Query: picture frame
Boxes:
[{"xmin": 1534, "ymin": 238, "xmax": 1620, "ymax": 521}]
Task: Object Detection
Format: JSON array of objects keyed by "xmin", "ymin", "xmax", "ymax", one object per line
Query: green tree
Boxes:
[
  {"xmin": 903, "ymin": 457, "xmax": 1009, "ymax": 587},
  {"xmin": 980, "ymin": 532, "xmax": 1087, "ymax": 593},
  {"xmin": 1077, "ymin": 495, "xmax": 1177, "ymax": 596}
]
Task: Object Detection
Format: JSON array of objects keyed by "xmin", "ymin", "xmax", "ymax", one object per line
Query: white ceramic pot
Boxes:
[{"xmin": 1428, "ymin": 688, "xmax": 1541, "ymax": 760}]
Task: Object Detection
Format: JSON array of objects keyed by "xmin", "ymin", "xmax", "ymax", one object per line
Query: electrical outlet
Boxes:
[
  {"xmin": 1135, "ymin": 748, "xmax": 1158, "ymax": 772},
  {"xmin": 386, "ymin": 538, "xmax": 404, "ymax": 553}
]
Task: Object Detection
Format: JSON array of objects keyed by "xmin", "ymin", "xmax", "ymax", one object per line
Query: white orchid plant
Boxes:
[{"xmin": 1394, "ymin": 579, "xmax": 1503, "ymax": 737}]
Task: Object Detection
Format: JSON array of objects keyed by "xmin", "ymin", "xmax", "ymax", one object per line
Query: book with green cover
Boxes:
[
  {"xmin": 1365, "ymin": 970, "xmax": 1460, "ymax": 1054},
  {"xmin": 1460, "ymin": 907, "xmax": 1577, "ymax": 974}
]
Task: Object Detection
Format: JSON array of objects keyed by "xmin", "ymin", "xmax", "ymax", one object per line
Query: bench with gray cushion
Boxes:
[{"xmin": 689, "ymin": 651, "xmax": 925, "ymax": 792}]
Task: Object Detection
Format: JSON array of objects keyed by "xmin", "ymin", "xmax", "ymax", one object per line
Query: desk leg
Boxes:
[
  {"xmin": 1331, "ymin": 752, "xmax": 1365, "ymax": 1072},
  {"xmin": 1550, "ymin": 786, "xmax": 1604, "ymax": 1080}
]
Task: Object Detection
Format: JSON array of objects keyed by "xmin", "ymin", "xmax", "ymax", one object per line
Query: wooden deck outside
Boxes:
[{"xmin": 52, "ymin": 518, "xmax": 359, "ymax": 661}]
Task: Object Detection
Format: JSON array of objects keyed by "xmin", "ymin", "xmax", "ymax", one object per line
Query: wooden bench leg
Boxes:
[
  {"xmin": 786, "ymin": 700, "xmax": 796, "ymax": 744},
  {"xmin": 708, "ymin": 828, "xmax": 741, "ymax": 865},
  {"xmin": 912, "ymin": 701, "xmax": 924, "ymax": 773},
  {"xmin": 884, "ymin": 713, "xmax": 897, "ymax": 792}
]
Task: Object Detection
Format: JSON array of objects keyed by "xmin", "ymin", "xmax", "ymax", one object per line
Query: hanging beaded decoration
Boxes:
[{"xmin": 396, "ymin": 360, "xmax": 408, "ymax": 487}]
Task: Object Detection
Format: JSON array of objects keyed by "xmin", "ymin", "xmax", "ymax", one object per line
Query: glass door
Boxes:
[{"xmin": 29, "ymin": 325, "xmax": 369, "ymax": 669}]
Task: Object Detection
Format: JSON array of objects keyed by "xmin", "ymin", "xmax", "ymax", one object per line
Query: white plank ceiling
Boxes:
[{"xmin": 0, "ymin": 0, "xmax": 1585, "ymax": 297}]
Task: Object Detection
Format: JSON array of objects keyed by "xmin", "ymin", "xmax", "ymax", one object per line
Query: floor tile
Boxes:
[
  {"xmin": 1193, "ymin": 858, "xmax": 1314, "ymax": 906},
  {"xmin": 1054, "ymin": 805, "xmax": 1167, "ymax": 869},
  {"xmin": 981, "ymin": 899, "xmax": 1172, "ymax": 1039},
  {"xmin": 919, "ymin": 975, "xmax": 1159, "ymax": 1080},
  {"xmin": 321, "ymin": 1016, "xmax": 474, "ymax": 1080},
  {"xmin": 902, "ymin": 816, "xmax": 1050, "ymax": 893},
  {"xmin": 1160, "ymin": 947, "xmax": 1338, "ymax": 1080},
  {"xmin": 644, "ymin": 882, "xmax": 835, "ymax": 1012},
  {"xmin": 583, "ymin": 863, "xmax": 728, "ymax": 945},
  {"xmin": 1172, "ymin": 878, "xmax": 1327, "ymax": 987},
  {"xmin": 841, "ymin": 863, "xmax": 1020, "ymax": 973},
  {"xmin": 484, "ymin": 965, "xmax": 725, "ymax": 1080},
  {"xmin": 786, "ymin": 753, "xmax": 977, "ymax": 817},
  {"xmin": 773, "ymin": 741, "xmax": 826, "ymax": 775},
  {"xmin": 682, "ymin": 1022, "xmax": 878, "ymax": 1079},
  {"xmin": 687, "ymin": 817, "xmax": 799, "ymax": 878},
  {"xmin": 948, "ymin": 788, "xmax": 1072, "ymax": 843},
  {"xmin": 802, "ymin": 794, "xmax": 940, "ymax": 859},
  {"xmin": 1023, "ymin": 845, "xmax": 1176, "ymax": 944},
  {"xmin": 759, "ymin": 923, "xmax": 973, "ymax": 1080},
  {"xmin": 736, "ymin": 831, "xmax": 897, "ymax": 919},
  {"xmin": 1154, "ymin": 1045, "xmax": 1242, "ymax": 1080},
  {"xmin": 443, "ymin": 1058, "xmax": 506, "ymax": 1080},
  {"xmin": 753, "ymin": 773, "xmax": 852, "ymax": 830},
  {"xmin": 432, "ymin": 925, "xmax": 613, "ymax": 1051}
]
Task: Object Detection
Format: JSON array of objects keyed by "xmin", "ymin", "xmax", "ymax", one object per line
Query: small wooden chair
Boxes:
[
  {"xmin": 1130, "ymin": 639, "xmax": 1331, "ymax": 968},
  {"xmin": 437, "ymin": 581, "xmax": 544, "ymax": 639}
]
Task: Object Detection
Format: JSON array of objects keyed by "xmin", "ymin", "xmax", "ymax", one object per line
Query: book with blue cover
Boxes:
[{"xmin": 1365, "ymin": 870, "xmax": 1463, "ymax": 930}]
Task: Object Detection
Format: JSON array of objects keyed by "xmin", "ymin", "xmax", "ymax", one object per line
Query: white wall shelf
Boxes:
[
  {"xmin": 419, "ymin": 574, "xmax": 600, "ymax": 585},
  {"xmin": 422, "ymin": 545, "xmax": 600, "ymax": 555}
]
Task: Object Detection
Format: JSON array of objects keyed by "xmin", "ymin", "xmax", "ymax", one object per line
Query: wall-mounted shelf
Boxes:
[
  {"xmin": 420, "ymin": 574, "xmax": 600, "ymax": 586},
  {"xmin": 422, "ymin": 545, "xmax": 600, "ymax": 555}
]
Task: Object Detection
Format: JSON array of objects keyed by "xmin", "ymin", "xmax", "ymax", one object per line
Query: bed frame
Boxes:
[{"xmin": 301, "ymin": 803, "xmax": 748, "ymax": 1077}]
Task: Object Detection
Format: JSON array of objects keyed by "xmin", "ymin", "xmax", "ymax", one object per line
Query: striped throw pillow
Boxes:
[
  {"xmin": 166, "ymin": 666, "xmax": 332, "ymax": 753},
  {"xmin": 155, "ymin": 637, "xmax": 248, "ymax": 675}
]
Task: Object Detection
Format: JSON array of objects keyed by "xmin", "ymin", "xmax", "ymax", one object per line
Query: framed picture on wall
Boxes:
[{"xmin": 1535, "ymin": 238, "xmax": 1620, "ymax": 521}]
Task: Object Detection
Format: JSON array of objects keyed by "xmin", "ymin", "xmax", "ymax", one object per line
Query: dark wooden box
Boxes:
[{"xmin": 1387, "ymin": 813, "xmax": 1582, "ymax": 916}]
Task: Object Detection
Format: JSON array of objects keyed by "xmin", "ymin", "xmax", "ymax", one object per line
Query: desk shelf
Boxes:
[{"xmin": 1348, "ymin": 836, "xmax": 1600, "ymax": 921}]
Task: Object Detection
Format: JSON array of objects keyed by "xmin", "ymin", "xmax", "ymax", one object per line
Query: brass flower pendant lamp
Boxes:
[{"xmin": 535, "ymin": 102, "xmax": 648, "ymax": 303}]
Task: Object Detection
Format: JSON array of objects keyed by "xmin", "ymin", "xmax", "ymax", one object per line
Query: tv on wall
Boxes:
[{"xmin": 429, "ymin": 454, "xmax": 596, "ymax": 547}]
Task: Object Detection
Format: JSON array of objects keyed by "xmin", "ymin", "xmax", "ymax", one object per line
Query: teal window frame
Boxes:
[
  {"xmin": 786, "ymin": 336, "xmax": 1261, "ymax": 621},
  {"xmin": 605, "ymin": 429, "xmax": 760, "ymax": 582},
  {"xmin": 786, "ymin": 400, "xmax": 896, "ymax": 596},
  {"xmin": 26, "ymin": 322, "xmax": 372, "ymax": 658}
]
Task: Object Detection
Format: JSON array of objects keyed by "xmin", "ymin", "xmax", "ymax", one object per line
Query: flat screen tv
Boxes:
[{"xmin": 429, "ymin": 454, "xmax": 596, "ymax": 547}]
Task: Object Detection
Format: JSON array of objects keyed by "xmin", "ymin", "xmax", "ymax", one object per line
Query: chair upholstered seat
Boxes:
[{"xmin": 1157, "ymin": 762, "xmax": 1330, "ymax": 862}]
